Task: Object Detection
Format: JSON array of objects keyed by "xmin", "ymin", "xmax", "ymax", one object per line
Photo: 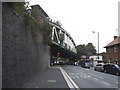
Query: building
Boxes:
[
  {"xmin": 89, "ymin": 55, "xmax": 103, "ymax": 67},
  {"xmin": 31, "ymin": 5, "xmax": 49, "ymax": 24},
  {"xmin": 104, "ymin": 36, "xmax": 120, "ymax": 64}
]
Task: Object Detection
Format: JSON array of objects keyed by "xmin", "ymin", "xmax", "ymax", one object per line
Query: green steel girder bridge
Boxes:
[
  {"xmin": 31, "ymin": 5, "xmax": 78, "ymax": 63},
  {"xmin": 49, "ymin": 21, "xmax": 77, "ymax": 60}
]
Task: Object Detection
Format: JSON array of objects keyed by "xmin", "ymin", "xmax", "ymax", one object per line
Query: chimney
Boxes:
[{"xmin": 114, "ymin": 36, "xmax": 118, "ymax": 40}]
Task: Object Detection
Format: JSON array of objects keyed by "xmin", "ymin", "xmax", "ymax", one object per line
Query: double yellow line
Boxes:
[{"xmin": 60, "ymin": 67, "xmax": 80, "ymax": 90}]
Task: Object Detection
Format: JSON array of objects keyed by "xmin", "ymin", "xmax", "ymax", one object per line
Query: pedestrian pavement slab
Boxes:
[{"xmin": 22, "ymin": 66, "xmax": 69, "ymax": 88}]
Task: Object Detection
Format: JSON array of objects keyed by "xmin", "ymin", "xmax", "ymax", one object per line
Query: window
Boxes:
[
  {"xmin": 108, "ymin": 48, "xmax": 111, "ymax": 53},
  {"xmin": 114, "ymin": 45, "xmax": 118, "ymax": 52},
  {"xmin": 97, "ymin": 64, "xmax": 102, "ymax": 66}
]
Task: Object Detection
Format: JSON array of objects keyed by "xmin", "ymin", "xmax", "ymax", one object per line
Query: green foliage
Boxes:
[
  {"xmin": 76, "ymin": 44, "xmax": 87, "ymax": 56},
  {"xmin": 86, "ymin": 43, "xmax": 97, "ymax": 56},
  {"xmin": 8, "ymin": 2, "xmax": 52, "ymax": 44},
  {"xmin": 24, "ymin": 14, "xmax": 40, "ymax": 42},
  {"xmin": 76, "ymin": 43, "xmax": 97, "ymax": 57},
  {"xmin": 40, "ymin": 21, "xmax": 52, "ymax": 44},
  {"xmin": 8, "ymin": 2, "xmax": 26, "ymax": 17},
  {"xmin": 55, "ymin": 20, "xmax": 62, "ymax": 27},
  {"xmin": 24, "ymin": 14, "xmax": 52, "ymax": 44}
]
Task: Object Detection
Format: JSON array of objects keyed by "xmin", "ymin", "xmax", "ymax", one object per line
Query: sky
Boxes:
[{"xmin": 29, "ymin": 0, "xmax": 120, "ymax": 53}]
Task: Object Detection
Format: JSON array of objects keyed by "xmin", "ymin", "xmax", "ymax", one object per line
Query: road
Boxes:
[{"xmin": 61, "ymin": 65, "xmax": 120, "ymax": 89}]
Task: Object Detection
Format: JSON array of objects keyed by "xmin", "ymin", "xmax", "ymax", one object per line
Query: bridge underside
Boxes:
[{"xmin": 50, "ymin": 41, "xmax": 77, "ymax": 60}]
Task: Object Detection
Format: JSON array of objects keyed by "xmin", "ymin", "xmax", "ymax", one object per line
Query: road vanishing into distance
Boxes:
[{"xmin": 61, "ymin": 65, "xmax": 120, "ymax": 89}]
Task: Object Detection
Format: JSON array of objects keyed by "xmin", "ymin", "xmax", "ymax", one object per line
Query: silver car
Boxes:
[{"xmin": 94, "ymin": 63, "xmax": 104, "ymax": 72}]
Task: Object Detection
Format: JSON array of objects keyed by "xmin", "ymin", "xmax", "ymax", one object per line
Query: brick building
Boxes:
[{"xmin": 104, "ymin": 36, "xmax": 120, "ymax": 64}]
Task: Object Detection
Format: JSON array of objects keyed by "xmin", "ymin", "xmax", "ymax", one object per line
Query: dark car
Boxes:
[{"xmin": 103, "ymin": 64, "xmax": 120, "ymax": 76}]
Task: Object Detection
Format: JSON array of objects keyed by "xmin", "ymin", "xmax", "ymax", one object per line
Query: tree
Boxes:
[
  {"xmin": 55, "ymin": 20, "xmax": 62, "ymax": 26},
  {"xmin": 86, "ymin": 43, "xmax": 96, "ymax": 56},
  {"xmin": 76, "ymin": 44, "xmax": 87, "ymax": 57},
  {"xmin": 76, "ymin": 43, "xmax": 97, "ymax": 58}
]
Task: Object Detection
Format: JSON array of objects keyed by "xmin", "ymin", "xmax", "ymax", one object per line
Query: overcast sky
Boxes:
[{"xmin": 30, "ymin": 0, "xmax": 119, "ymax": 53}]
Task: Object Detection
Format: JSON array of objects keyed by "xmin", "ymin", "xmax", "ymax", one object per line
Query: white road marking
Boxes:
[
  {"xmin": 84, "ymin": 76, "xmax": 87, "ymax": 78},
  {"xmin": 78, "ymin": 74, "xmax": 92, "ymax": 79},
  {"xmin": 88, "ymin": 74, "xmax": 103, "ymax": 79},
  {"xmin": 94, "ymin": 78, "xmax": 98, "ymax": 80},
  {"xmin": 47, "ymin": 80, "xmax": 56, "ymax": 83},
  {"xmin": 76, "ymin": 73, "xmax": 79, "ymax": 75},
  {"xmin": 116, "ymin": 82, "xmax": 120, "ymax": 84},
  {"xmin": 102, "ymin": 81, "xmax": 110, "ymax": 86},
  {"xmin": 70, "ymin": 76, "xmax": 75, "ymax": 78},
  {"xmin": 87, "ymin": 75, "xmax": 91, "ymax": 77},
  {"xmin": 76, "ymin": 76, "xmax": 79, "ymax": 78},
  {"xmin": 79, "ymin": 76, "xmax": 83, "ymax": 78},
  {"xmin": 95, "ymin": 75, "xmax": 103, "ymax": 79},
  {"xmin": 69, "ymin": 72, "xmax": 92, "ymax": 79},
  {"xmin": 69, "ymin": 73, "xmax": 75, "ymax": 75}
]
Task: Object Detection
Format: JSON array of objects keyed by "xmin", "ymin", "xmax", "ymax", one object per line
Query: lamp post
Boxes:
[{"xmin": 92, "ymin": 31, "xmax": 99, "ymax": 60}]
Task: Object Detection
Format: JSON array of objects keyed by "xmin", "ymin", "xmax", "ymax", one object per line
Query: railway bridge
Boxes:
[
  {"xmin": 49, "ymin": 21, "xmax": 77, "ymax": 64},
  {"xmin": 31, "ymin": 5, "xmax": 78, "ymax": 64}
]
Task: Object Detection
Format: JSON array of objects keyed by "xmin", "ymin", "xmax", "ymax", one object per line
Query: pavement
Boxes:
[
  {"xmin": 22, "ymin": 65, "xmax": 73, "ymax": 89},
  {"xmin": 21, "ymin": 65, "xmax": 97, "ymax": 89}
]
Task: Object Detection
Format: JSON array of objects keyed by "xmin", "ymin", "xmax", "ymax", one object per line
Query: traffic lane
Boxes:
[
  {"xmin": 62, "ymin": 65, "xmax": 118, "ymax": 88},
  {"xmin": 82, "ymin": 67, "xmax": 119, "ymax": 87},
  {"xmin": 61, "ymin": 65, "xmax": 119, "ymax": 88},
  {"xmin": 66, "ymin": 65, "xmax": 119, "ymax": 86},
  {"xmin": 74, "ymin": 65, "xmax": 118, "ymax": 88},
  {"xmin": 64, "ymin": 66, "xmax": 117, "ymax": 88},
  {"xmin": 69, "ymin": 74, "xmax": 113, "ymax": 88},
  {"xmin": 67, "ymin": 71, "xmax": 110, "ymax": 88}
]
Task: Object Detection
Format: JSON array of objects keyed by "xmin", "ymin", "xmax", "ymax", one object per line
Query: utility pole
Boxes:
[{"xmin": 92, "ymin": 31, "xmax": 99, "ymax": 60}]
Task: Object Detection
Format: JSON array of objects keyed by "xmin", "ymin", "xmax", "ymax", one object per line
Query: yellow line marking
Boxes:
[{"xmin": 60, "ymin": 67, "xmax": 80, "ymax": 90}]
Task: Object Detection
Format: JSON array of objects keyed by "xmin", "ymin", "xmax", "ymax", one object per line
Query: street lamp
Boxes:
[{"xmin": 92, "ymin": 31, "xmax": 99, "ymax": 60}]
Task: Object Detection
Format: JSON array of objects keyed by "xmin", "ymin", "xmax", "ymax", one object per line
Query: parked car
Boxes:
[
  {"xmin": 94, "ymin": 63, "xmax": 104, "ymax": 72},
  {"xmin": 84, "ymin": 62, "xmax": 90, "ymax": 68},
  {"xmin": 103, "ymin": 64, "xmax": 120, "ymax": 76}
]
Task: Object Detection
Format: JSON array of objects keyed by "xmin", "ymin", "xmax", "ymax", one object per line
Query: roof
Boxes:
[
  {"xmin": 104, "ymin": 36, "xmax": 120, "ymax": 48},
  {"xmin": 31, "ymin": 5, "xmax": 49, "ymax": 17}
]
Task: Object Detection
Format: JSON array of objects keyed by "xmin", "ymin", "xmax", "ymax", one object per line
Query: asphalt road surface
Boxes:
[{"xmin": 61, "ymin": 65, "xmax": 120, "ymax": 89}]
